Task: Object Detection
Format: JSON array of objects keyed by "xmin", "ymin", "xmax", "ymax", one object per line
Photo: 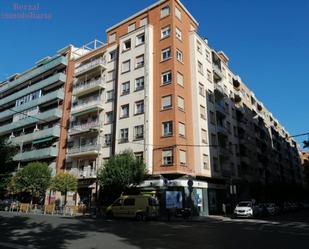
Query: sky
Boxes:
[{"xmin": 0, "ymin": 0, "xmax": 308, "ymax": 148}]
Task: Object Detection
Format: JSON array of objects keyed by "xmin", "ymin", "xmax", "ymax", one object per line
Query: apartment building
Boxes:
[
  {"xmin": 0, "ymin": 0, "xmax": 304, "ymax": 215},
  {"xmin": 0, "ymin": 46, "xmax": 74, "ymax": 175}
]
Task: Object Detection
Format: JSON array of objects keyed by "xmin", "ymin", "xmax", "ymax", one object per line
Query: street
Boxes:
[{"xmin": 0, "ymin": 211, "xmax": 309, "ymax": 249}]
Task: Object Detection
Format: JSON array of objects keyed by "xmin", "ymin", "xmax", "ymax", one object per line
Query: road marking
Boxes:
[{"xmin": 0, "ymin": 242, "xmax": 35, "ymax": 249}]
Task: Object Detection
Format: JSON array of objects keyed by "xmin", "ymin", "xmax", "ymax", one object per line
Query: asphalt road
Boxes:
[{"xmin": 0, "ymin": 211, "xmax": 309, "ymax": 249}]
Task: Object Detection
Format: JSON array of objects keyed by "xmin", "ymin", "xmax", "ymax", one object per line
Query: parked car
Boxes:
[
  {"xmin": 106, "ymin": 194, "xmax": 159, "ymax": 221},
  {"xmin": 264, "ymin": 203, "xmax": 279, "ymax": 216},
  {"xmin": 234, "ymin": 201, "xmax": 260, "ymax": 218}
]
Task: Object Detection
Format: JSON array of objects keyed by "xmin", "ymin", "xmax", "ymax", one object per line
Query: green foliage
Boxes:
[
  {"xmin": 50, "ymin": 172, "xmax": 77, "ymax": 194},
  {"xmin": 97, "ymin": 150, "xmax": 147, "ymax": 197},
  {"xmin": 7, "ymin": 162, "xmax": 52, "ymax": 197},
  {"xmin": 0, "ymin": 137, "xmax": 18, "ymax": 196}
]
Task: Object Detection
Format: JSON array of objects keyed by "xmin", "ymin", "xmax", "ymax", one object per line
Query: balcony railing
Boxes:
[
  {"xmin": 0, "ymin": 56, "xmax": 67, "ymax": 94},
  {"xmin": 67, "ymin": 144, "xmax": 101, "ymax": 155},
  {"xmin": 10, "ymin": 126, "xmax": 61, "ymax": 145},
  {"xmin": 0, "ymin": 108, "xmax": 63, "ymax": 136},
  {"xmin": 68, "ymin": 167, "xmax": 97, "ymax": 178},
  {"xmin": 13, "ymin": 146, "xmax": 58, "ymax": 162},
  {"xmin": 75, "ymin": 58, "xmax": 106, "ymax": 76},
  {"xmin": 73, "ymin": 78, "xmax": 104, "ymax": 96},
  {"xmin": 70, "ymin": 98, "xmax": 104, "ymax": 115},
  {"xmin": 69, "ymin": 121, "xmax": 101, "ymax": 135}
]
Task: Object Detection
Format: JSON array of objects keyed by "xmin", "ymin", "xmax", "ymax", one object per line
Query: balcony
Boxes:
[
  {"xmin": 13, "ymin": 146, "xmax": 58, "ymax": 162},
  {"xmin": 217, "ymin": 125, "xmax": 228, "ymax": 136},
  {"xmin": 0, "ymin": 56, "xmax": 67, "ymax": 94},
  {"xmin": 214, "ymin": 82, "xmax": 225, "ymax": 99},
  {"xmin": 233, "ymin": 76, "xmax": 241, "ymax": 89},
  {"xmin": 69, "ymin": 121, "xmax": 102, "ymax": 135},
  {"xmin": 75, "ymin": 58, "xmax": 106, "ymax": 77},
  {"xmin": 0, "ymin": 73, "xmax": 66, "ymax": 107},
  {"xmin": 10, "ymin": 126, "xmax": 61, "ymax": 145},
  {"xmin": 68, "ymin": 167, "xmax": 97, "ymax": 179},
  {"xmin": 73, "ymin": 78, "xmax": 105, "ymax": 97},
  {"xmin": 0, "ymin": 89, "xmax": 64, "ymax": 121},
  {"xmin": 0, "ymin": 108, "xmax": 63, "ymax": 136},
  {"xmin": 234, "ymin": 93, "xmax": 242, "ymax": 103},
  {"xmin": 70, "ymin": 99, "xmax": 104, "ymax": 116},
  {"xmin": 213, "ymin": 65, "xmax": 223, "ymax": 82},
  {"xmin": 67, "ymin": 144, "xmax": 101, "ymax": 157}
]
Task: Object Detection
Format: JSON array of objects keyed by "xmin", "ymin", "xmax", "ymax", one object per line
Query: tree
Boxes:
[
  {"xmin": 7, "ymin": 162, "xmax": 52, "ymax": 204},
  {"xmin": 97, "ymin": 151, "xmax": 147, "ymax": 202},
  {"xmin": 50, "ymin": 172, "xmax": 77, "ymax": 206},
  {"xmin": 0, "ymin": 137, "xmax": 18, "ymax": 197}
]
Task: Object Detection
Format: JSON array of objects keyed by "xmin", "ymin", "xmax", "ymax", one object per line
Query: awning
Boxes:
[{"xmin": 32, "ymin": 136, "xmax": 53, "ymax": 145}]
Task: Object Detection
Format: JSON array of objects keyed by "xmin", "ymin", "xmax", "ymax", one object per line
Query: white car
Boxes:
[{"xmin": 234, "ymin": 201, "xmax": 260, "ymax": 217}]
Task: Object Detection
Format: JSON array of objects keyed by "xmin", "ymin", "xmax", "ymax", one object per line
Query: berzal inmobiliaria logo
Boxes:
[{"xmin": 0, "ymin": 2, "xmax": 52, "ymax": 20}]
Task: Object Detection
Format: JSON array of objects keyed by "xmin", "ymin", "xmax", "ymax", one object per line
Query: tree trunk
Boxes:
[{"xmin": 64, "ymin": 191, "xmax": 67, "ymax": 207}]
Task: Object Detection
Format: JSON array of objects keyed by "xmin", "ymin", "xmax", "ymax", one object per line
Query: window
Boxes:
[
  {"xmin": 179, "ymin": 150, "xmax": 186, "ymax": 165},
  {"xmin": 106, "ymin": 90, "xmax": 114, "ymax": 101},
  {"xmin": 120, "ymin": 128, "xmax": 129, "ymax": 143},
  {"xmin": 136, "ymin": 33, "xmax": 145, "ymax": 46},
  {"xmin": 205, "ymin": 49, "xmax": 211, "ymax": 62},
  {"xmin": 124, "ymin": 198, "xmax": 135, "ymax": 206},
  {"xmin": 201, "ymin": 129, "xmax": 207, "ymax": 143},
  {"xmin": 107, "ymin": 70, "xmax": 115, "ymax": 81},
  {"xmin": 226, "ymin": 121, "xmax": 231, "ymax": 133},
  {"xmin": 134, "ymin": 125, "xmax": 144, "ymax": 140},
  {"xmin": 233, "ymin": 126, "xmax": 238, "ymax": 137},
  {"xmin": 211, "ymin": 133, "xmax": 217, "ymax": 146},
  {"xmin": 175, "ymin": 7, "xmax": 182, "ymax": 20},
  {"xmin": 197, "ymin": 41, "xmax": 202, "ymax": 54},
  {"xmin": 104, "ymin": 134, "xmax": 111, "ymax": 146},
  {"xmin": 162, "ymin": 95, "xmax": 172, "ymax": 110},
  {"xmin": 135, "ymin": 77, "xmax": 144, "ymax": 91},
  {"xmin": 122, "ymin": 60, "xmax": 130, "ymax": 73},
  {"xmin": 161, "ymin": 5, "xmax": 170, "ymax": 18},
  {"xmin": 135, "ymin": 100, "xmax": 144, "ymax": 114},
  {"xmin": 109, "ymin": 32, "xmax": 116, "ymax": 43},
  {"xmin": 161, "ymin": 70, "xmax": 172, "ymax": 85},
  {"xmin": 162, "ymin": 121, "xmax": 173, "ymax": 136},
  {"xmin": 105, "ymin": 111, "xmax": 113, "ymax": 124},
  {"xmin": 120, "ymin": 104, "xmax": 129, "ymax": 118},
  {"xmin": 199, "ymin": 83, "xmax": 205, "ymax": 96},
  {"xmin": 161, "ymin": 47, "xmax": 171, "ymax": 61},
  {"xmin": 109, "ymin": 50, "xmax": 116, "ymax": 61},
  {"xmin": 162, "ymin": 149, "xmax": 173, "ymax": 165},
  {"xmin": 128, "ymin": 23, "xmax": 136, "ymax": 32},
  {"xmin": 135, "ymin": 152, "xmax": 144, "ymax": 162},
  {"xmin": 135, "ymin": 55, "xmax": 144, "ymax": 68},
  {"xmin": 179, "ymin": 122, "xmax": 185, "ymax": 137},
  {"xmin": 175, "ymin": 27, "xmax": 182, "ymax": 40},
  {"xmin": 177, "ymin": 72, "xmax": 184, "ymax": 86},
  {"xmin": 198, "ymin": 61, "xmax": 203, "ymax": 74},
  {"xmin": 207, "ymin": 90, "xmax": 214, "ymax": 103},
  {"xmin": 209, "ymin": 111, "xmax": 215, "ymax": 124},
  {"xmin": 123, "ymin": 39, "xmax": 131, "ymax": 51},
  {"xmin": 140, "ymin": 17, "xmax": 148, "ymax": 26},
  {"xmin": 161, "ymin": 26, "xmax": 171, "ymax": 39},
  {"xmin": 176, "ymin": 49, "xmax": 183, "ymax": 62},
  {"xmin": 177, "ymin": 96, "xmax": 184, "ymax": 110},
  {"xmin": 207, "ymin": 70, "xmax": 212, "ymax": 82},
  {"xmin": 203, "ymin": 154, "xmax": 209, "ymax": 169},
  {"xmin": 213, "ymin": 157, "xmax": 219, "ymax": 172},
  {"xmin": 200, "ymin": 105, "xmax": 206, "ymax": 119},
  {"xmin": 121, "ymin": 81, "xmax": 130, "ymax": 95}
]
